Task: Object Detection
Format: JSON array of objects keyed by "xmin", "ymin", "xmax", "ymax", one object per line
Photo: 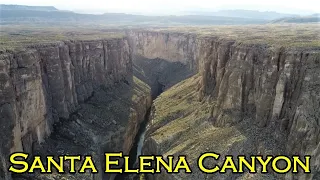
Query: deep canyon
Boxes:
[{"xmin": 0, "ymin": 30, "xmax": 319, "ymax": 180}]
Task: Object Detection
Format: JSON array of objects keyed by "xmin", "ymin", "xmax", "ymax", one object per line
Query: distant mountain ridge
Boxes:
[
  {"xmin": 271, "ymin": 13, "xmax": 320, "ymax": 23},
  {"xmin": 182, "ymin": 9, "xmax": 300, "ymax": 20},
  {"xmin": 0, "ymin": 4, "xmax": 267, "ymax": 25},
  {"xmin": 0, "ymin": 4, "xmax": 57, "ymax": 11},
  {"xmin": 0, "ymin": 4, "xmax": 318, "ymax": 26}
]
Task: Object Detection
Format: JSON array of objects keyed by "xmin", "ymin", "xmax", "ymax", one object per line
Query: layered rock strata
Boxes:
[{"xmin": 130, "ymin": 31, "xmax": 320, "ymax": 180}]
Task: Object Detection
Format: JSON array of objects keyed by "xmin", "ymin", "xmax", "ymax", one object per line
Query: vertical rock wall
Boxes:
[
  {"xmin": 131, "ymin": 31, "xmax": 320, "ymax": 179},
  {"xmin": 128, "ymin": 31, "xmax": 198, "ymax": 70},
  {"xmin": 198, "ymin": 41, "xmax": 320, "ymax": 178},
  {"xmin": 197, "ymin": 39, "xmax": 320, "ymax": 176},
  {"xmin": 0, "ymin": 38, "xmax": 132, "ymax": 179}
]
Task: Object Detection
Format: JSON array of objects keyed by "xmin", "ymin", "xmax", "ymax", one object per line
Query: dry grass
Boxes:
[
  {"xmin": 0, "ymin": 25, "xmax": 124, "ymax": 51},
  {"xmin": 1, "ymin": 23, "xmax": 319, "ymax": 51},
  {"xmin": 0, "ymin": 23, "xmax": 320, "ymax": 51},
  {"xmin": 152, "ymin": 23, "xmax": 320, "ymax": 48}
]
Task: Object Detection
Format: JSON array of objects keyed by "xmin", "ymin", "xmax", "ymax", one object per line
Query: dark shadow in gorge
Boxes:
[
  {"xmin": 13, "ymin": 74, "xmax": 136, "ymax": 180},
  {"xmin": 113, "ymin": 56, "xmax": 193, "ymax": 180},
  {"xmin": 113, "ymin": 77, "xmax": 165, "ymax": 180},
  {"xmin": 113, "ymin": 107, "xmax": 152, "ymax": 180},
  {"xmin": 133, "ymin": 55, "xmax": 195, "ymax": 99}
]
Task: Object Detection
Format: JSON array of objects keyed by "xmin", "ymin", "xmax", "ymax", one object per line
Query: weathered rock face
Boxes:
[
  {"xmin": 196, "ymin": 39, "xmax": 320, "ymax": 179},
  {"xmin": 132, "ymin": 31, "xmax": 320, "ymax": 179},
  {"xmin": 0, "ymin": 38, "xmax": 135, "ymax": 180},
  {"xmin": 128, "ymin": 31, "xmax": 198, "ymax": 71}
]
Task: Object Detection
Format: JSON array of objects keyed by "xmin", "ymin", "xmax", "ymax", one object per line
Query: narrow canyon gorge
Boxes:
[{"xmin": 0, "ymin": 30, "xmax": 319, "ymax": 180}]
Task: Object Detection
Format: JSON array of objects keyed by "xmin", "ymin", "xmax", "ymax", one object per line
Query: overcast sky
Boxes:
[{"xmin": 0, "ymin": 0, "xmax": 319, "ymax": 15}]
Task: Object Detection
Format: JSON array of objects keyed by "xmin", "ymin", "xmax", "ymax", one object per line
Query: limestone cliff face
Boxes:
[
  {"xmin": 128, "ymin": 31, "xmax": 198, "ymax": 70},
  {"xmin": 197, "ymin": 39, "xmax": 320, "ymax": 179},
  {"xmin": 0, "ymin": 38, "xmax": 133, "ymax": 179},
  {"xmin": 132, "ymin": 31, "xmax": 320, "ymax": 179}
]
